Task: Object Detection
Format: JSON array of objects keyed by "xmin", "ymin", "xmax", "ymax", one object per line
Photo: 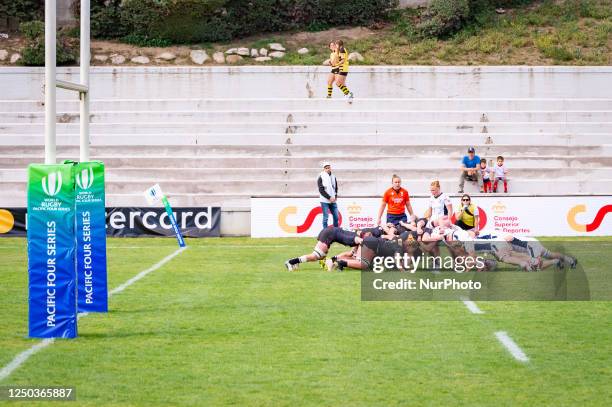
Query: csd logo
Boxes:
[
  {"xmin": 278, "ymin": 206, "xmax": 343, "ymax": 233},
  {"xmin": 76, "ymin": 167, "xmax": 94, "ymax": 190},
  {"xmin": 41, "ymin": 171, "xmax": 63, "ymax": 196},
  {"xmin": 567, "ymin": 204, "xmax": 612, "ymax": 232}
]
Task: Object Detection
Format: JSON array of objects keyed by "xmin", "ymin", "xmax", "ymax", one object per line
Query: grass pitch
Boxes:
[{"xmin": 0, "ymin": 237, "xmax": 611, "ymax": 406}]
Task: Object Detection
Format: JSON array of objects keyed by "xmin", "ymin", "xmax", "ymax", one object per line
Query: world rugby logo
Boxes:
[
  {"xmin": 41, "ymin": 171, "xmax": 63, "ymax": 196},
  {"xmin": 76, "ymin": 167, "xmax": 94, "ymax": 190}
]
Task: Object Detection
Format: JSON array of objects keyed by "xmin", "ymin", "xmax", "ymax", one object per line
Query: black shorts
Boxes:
[
  {"xmin": 317, "ymin": 227, "xmax": 356, "ymax": 247},
  {"xmin": 400, "ymin": 230, "xmax": 419, "ymax": 241},
  {"xmin": 362, "ymin": 236, "xmax": 381, "ymax": 252},
  {"xmin": 396, "ymin": 224, "xmax": 410, "ymax": 235},
  {"xmin": 331, "ymin": 68, "xmax": 348, "ymax": 76},
  {"xmin": 455, "ymin": 219, "xmax": 473, "ymax": 230},
  {"xmin": 361, "ymin": 227, "xmax": 383, "ymax": 238},
  {"xmin": 317, "ymin": 227, "xmax": 336, "ymax": 246},
  {"xmin": 363, "ymin": 237, "xmax": 401, "ymax": 258},
  {"xmin": 336, "ymin": 229, "xmax": 358, "ymax": 246}
]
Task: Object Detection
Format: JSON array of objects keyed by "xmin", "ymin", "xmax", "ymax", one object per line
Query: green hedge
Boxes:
[
  {"xmin": 0, "ymin": 0, "xmax": 44, "ymax": 24},
  {"xmin": 19, "ymin": 20, "xmax": 77, "ymax": 66},
  {"xmin": 417, "ymin": 0, "xmax": 470, "ymax": 38},
  {"xmin": 416, "ymin": 0, "xmax": 540, "ymax": 38},
  {"xmin": 84, "ymin": 0, "xmax": 398, "ymax": 44}
]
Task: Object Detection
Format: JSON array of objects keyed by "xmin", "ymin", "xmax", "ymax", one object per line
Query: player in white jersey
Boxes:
[
  {"xmin": 424, "ymin": 180, "xmax": 453, "ymax": 226},
  {"xmin": 508, "ymin": 236, "xmax": 577, "ymax": 268},
  {"xmin": 445, "ymin": 220, "xmax": 576, "ymax": 270}
]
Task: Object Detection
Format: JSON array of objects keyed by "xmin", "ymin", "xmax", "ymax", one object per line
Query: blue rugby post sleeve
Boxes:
[
  {"xmin": 72, "ymin": 161, "xmax": 108, "ymax": 313},
  {"xmin": 27, "ymin": 164, "xmax": 78, "ymax": 338},
  {"xmin": 162, "ymin": 195, "xmax": 186, "ymax": 248}
]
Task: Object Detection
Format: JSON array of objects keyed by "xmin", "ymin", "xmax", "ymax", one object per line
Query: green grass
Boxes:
[
  {"xmin": 205, "ymin": 0, "xmax": 610, "ymax": 66},
  {"xmin": 0, "ymin": 237, "xmax": 611, "ymax": 406}
]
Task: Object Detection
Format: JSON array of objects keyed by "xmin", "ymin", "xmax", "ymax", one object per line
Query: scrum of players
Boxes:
[{"xmin": 284, "ymin": 192, "xmax": 577, "ymax": 273}]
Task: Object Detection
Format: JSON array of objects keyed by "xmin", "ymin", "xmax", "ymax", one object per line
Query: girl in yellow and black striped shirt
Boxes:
[{"xmin": 326, "ymin": 40, "xmax": 354, "ymax": 101}]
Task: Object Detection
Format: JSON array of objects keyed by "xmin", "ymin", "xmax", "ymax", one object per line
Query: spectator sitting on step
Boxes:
[
  {"xmin": 454, "ymin": 194, "xmax": 480, "ymax": 235},
  {"xmin": 458, "ymin": 147, "xmax": 484, "ymax": 193},
  {"xmin": 479, "ymin": 158, "xmax": 492, "ymax": 193},
  {"xmin": 492, "ymin": 155, "xmax": 509, "ymax": 193}
]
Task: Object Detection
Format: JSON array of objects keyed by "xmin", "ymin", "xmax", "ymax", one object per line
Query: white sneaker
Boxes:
[
  {"xmin": 346, "ymin": 92, "xmax": 354, "ymax": 103},
  {"xmin": 325, "ymin": 258, "xmax": 337, "ymax": 272},
  {"xmin": 285, "ymin": 260, "xmax": 297, "ymax": 271}
]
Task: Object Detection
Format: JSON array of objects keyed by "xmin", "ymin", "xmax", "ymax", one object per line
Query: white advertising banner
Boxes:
[{"xmin": 251, "ymin": 196, "xmax": 611, "ymax": 238}]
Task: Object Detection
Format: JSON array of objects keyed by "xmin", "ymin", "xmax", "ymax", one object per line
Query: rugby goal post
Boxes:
[{"xmin": 45, "ymin": 0, "xmax": 90, "ymax": 163}]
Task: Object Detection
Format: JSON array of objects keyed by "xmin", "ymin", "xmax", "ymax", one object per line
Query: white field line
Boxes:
[
  {"xmin": 495, "ymin": 331, "xmax": 530, "ymax": 362},
  {"xmin": 461, "ymin": 298, "xmax": 484, "ymax": 314},
  {"xmin": 0, "ymin": 246, "xmax": 187, "ymax": 382},
  {"xmin": 0, "ymin": 244, "xmax": 297, "ymax": 250},
  {"xmin": 106, "ymin": 245, "xmax": 298, "ymax": 249},
  {"xmin": 0, "ymin": 339, "xmax": 55, "ymax": 382}
]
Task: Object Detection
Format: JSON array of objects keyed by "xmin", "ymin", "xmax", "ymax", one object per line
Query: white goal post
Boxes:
[{"xmin": 45, "ymin": 0, "xmax": 90, "ymax": 164}]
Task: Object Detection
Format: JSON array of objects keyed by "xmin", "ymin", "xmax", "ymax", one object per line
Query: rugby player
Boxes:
[
  {"xmin": 324, "ymin": 224, "xmax": 402, "ymax": 271},
  {"xmin": 424, "ymin": 180, "xmax": 453, "ymax": 227},
  {"xmin": 284, "ymin": 226, "xmax": 363, "ymax": 271},
  {"xmin": 326, "ymin": 234, "xmax": 409, "ymax": 272},
  {"xmin": 444, "ymin": 220, "xmax": 576, "ymax": 271},
  {"xmin": 326, "ymin": 40, "xmax": 353, "ymax": 101}
]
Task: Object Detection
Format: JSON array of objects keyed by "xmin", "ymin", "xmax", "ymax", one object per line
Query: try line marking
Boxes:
[
  {"xmin": 495, "ymin": 331, "xmax": 530, "ymax": 363},
  {"xmin": 0, "ymin": 246, "xmax": 188, "ymax": 382},
  {"xmin": 461, "ymin": 298, "xmax": 484, "ymax": 314}
]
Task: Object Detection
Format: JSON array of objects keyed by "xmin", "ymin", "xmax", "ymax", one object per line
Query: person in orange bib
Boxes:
[{"xmin": 376, "ymin": 174, "xmax": 414, "ymax": 226}]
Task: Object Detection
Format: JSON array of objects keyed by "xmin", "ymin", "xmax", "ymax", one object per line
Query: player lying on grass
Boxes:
[
  {"xmin": 322, "ymin": 224, "xmax": 404, "ymax": 271},
  {"xmin": 333, "ymin": 217, "xmax": 438, "ymax": 271},
  {"xmin": 285, "ymin": 226, "xmax": 363, "ymax": 271},
  {"xmin": 325, "ymin": 234, "xmax": 414, "ymax": 272},
  {"xmin": 439, "ymin": 217, "xmax": 577, "ymax": 271},
  {"xmin": 415, "ymin": 216, "xmax": 525, "ymax": 270}
]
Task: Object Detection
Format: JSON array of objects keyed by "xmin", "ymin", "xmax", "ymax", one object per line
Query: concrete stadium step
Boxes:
[
  {"xmin": 1, "ymin": 144, "xmax": 608, "ymax": 157},
  {"xmin": 4, "ymin": 110, "xmax": 612, "ymax": 124},
  {"xmin": 3, "ymin": 167, "xmax": 612, "ymax": 182},
  {"xmin": 1, "ymin": 155, "xmax": 610, "ymax": 169},
  {"xmin": 3, "ymin": 122, "xmax": 612, "ymax": 134},
  {"xmin": 3, "ymin": 178, "xmax": 611, "ymax": 197},
  {"xmin": 2, "ymin": 98, "xmax": 612, "ymax": 112},
  {"xmin": 3, "ymin": 133, "xmax": 610, "ymax": 147}
]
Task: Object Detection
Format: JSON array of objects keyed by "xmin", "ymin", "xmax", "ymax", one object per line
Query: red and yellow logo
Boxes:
[
  {"xmin": 567, "ymin": 204, "xmax": 612, "ymax": 232},
  {"xmin": 278, "ymin": 206, "xmax": 343, "ymax": 234}
]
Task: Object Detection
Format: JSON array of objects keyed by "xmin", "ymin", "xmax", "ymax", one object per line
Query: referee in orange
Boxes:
[{"xmin": 376, "ymin": 174, "xmax": 414, "ymax": 226}]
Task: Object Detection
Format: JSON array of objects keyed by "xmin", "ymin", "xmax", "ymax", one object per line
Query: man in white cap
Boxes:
[{"xmin": 317, "ymin": 162, "xmax": 339, "ymax": 229}]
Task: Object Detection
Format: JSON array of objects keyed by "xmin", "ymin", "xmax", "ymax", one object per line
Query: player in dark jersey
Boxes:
[
  {"xmin": 326, "ymin": 235, "xmax": 416, "ymax": 272},
  {"xmin": 325, "ymin": 224, "xmax": 399, "ymax": 271},
  {"xmin": 284, "ymin": 226, "xmax": 363, "ymax": 271}
]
